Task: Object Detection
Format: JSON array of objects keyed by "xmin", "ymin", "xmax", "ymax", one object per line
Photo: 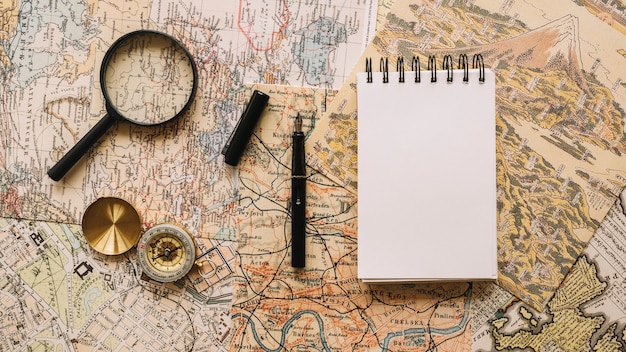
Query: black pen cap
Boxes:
[{"xmin": 221, "ymin": 90, "xmax": 270, "ymax": 166}]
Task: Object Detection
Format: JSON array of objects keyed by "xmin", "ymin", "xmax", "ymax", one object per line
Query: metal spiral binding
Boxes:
[
  {"xmin": 380, "ymin": 57, "xmax": 389, "ymax": 83},
  {"xmin": 397, "ymin": 57, "xmax": 405, "ymax": 83},
  {"xmin": 427, "ymin": 55, "xmax": 437, "ymax": 82},
  {"xmin": 411, "ymin": 56, "xmax": 420, "ymax": 83},
  {"xmin": 472, "ymin": 53, "xmax": 485, "ymax": 83},
  {"xmin": 364, "ymin": 53, "xmax": 485, "ymax": 84},
  {"xmin": 443, "ymin": 55, "xmax": 453, "ymax": 83},
  {"xmin": 459, "ymin": 54, "xmax": 469, "ymax": 83}
]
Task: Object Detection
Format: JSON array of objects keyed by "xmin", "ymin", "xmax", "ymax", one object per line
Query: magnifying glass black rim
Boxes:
[{"xmin": 99, "ymin": 29, "xmax": 198, "ymax": 126}]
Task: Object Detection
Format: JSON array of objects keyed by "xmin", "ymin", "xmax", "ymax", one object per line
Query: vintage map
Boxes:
[
  {"xmin": 4, "ymin": 0, "xmax": 626, "ymax": 351},
  {"xmin": 231, "ymin": 83, "xmax": 626, "ymax": 352},
  {"xmin": 231, "ymin": 84, "xmax": 474, "ymax": 351},
  {"xmin": 472, "ymin": 202, "xmax": 626, "ymax": 352},
  {"xmin": 0, "ymin": 217, "xmax": 235, "ymax": 350},
  {"xmin": 0, "ymin": 0, "xmax": 373, "ymax": 229},
  {"xmin": 0, "ymin": 0, "xmax": 375, "ymax": 350},
  {"xmin": 306, "ymin": 0, "xmax": 626, "ymax": 310}
]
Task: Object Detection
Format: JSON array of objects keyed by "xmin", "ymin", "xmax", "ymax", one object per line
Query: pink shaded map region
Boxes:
[{"xmin": 238, "ymin": 0, "xmax": 290, "ymax": 52}]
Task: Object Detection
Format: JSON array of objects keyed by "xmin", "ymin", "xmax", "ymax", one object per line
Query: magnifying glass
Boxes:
[{"xmin": 48, "ymin": 30, "xmax": 198, "ymax": 181}]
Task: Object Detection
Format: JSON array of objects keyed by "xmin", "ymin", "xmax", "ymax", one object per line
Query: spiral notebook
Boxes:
[{"xmin": 357, "ymin": 55, "xmax": 497, "ymax": 282}]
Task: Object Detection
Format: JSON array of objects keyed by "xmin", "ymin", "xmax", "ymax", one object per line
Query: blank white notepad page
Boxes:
[{"xmin": 357, "ymin": 68, "xmax": 497, "ymax": 282}]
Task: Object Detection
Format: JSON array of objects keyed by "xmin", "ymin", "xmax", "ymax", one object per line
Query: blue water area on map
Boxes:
[
  {"xmin": 6, "ymin": 0, "xmax": 96, "ymax": 89},
  {"xmin": 292, "ymin": 17, "xmax": 347, "ymax": 85},
  {"xmin": 84, "ymin": 287, "xmax": 103, "ymax": 315},
  {"xmin": 196, "ymin": 130, "xmax": 224, "ymax": 157},
  {"xmin": 381, "ymin": 286, "xmax": 472, "ymax": 349},
  {"xmin": 234, "ymin": 285, "xmax": 472, "ymax": 350},
  {"xmin": 61, "ymin": 224, "xmax": 81, "ymax": 250},
  {"xmin": 233, "ymin": 310, "xmax": 331, "ymax": 351}
]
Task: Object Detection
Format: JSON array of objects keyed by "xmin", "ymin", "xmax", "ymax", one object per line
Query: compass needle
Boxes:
[{"xmin": 137, "ymin": 224, "xmax": 196, "ymax": 282}]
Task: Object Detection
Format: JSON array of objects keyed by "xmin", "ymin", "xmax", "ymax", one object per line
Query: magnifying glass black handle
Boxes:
[{"xmin": 48, "ymin": 114, "xmax": 117, "ymax": 181}]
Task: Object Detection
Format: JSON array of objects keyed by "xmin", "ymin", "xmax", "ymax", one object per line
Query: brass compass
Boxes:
[
  {"xmin": 82, "ymin": 197, "xmax": 142, "ymax": 255},
  {"xmin": 136, "ymin": 223, "xmax": 196, "ymax": 282}
]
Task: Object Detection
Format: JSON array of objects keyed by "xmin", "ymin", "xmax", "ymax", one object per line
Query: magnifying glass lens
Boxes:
[
  {"xmin": 47, "ymin": 30, "xmax": 197, "ymax": 181},
  {"xmin": 103, "ymin": 32, "xmax": 196, "ymax": 125}
]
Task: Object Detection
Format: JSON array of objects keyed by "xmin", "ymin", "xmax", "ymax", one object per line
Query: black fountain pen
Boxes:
[{"xmin": 291, "ymin": 114, "xmax": 306, "ymax": 268}]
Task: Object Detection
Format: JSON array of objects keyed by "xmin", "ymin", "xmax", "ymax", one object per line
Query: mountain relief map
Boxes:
[{"xmin": 307, "ymin": 0, "xmax": 626, "ymax": 310}]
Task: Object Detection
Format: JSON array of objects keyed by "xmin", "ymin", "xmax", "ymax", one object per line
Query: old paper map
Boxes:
[
  {"xmin": 472, "ymin": 202, "xmax": 626, "ymax": 351},
  {"xmin": 0, "ymin": 0, "xmax": 375, "ymax": 350},
  {"xmin": 231, "ymin": 84, "xmax": 474, "ymax": 351},
  {"xmin": 231, "ymin": 82, "xmax": 626, "ymax": 351},
  {"xmin": 307, "ymin": 0, "xmax": 626, "ymax": 310},
  {"xmin": 0, "ymin": 0, "xmax": 373, "ymax": 230},
  {"xmin": 0, "ymin": 217, "xmax": 234, "ymax": 350},
  {"xmin": 4, "ymin": 0, "xmax": 626, "ymax": 350}
]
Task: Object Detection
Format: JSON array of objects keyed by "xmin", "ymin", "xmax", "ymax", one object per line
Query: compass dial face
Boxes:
[{"xmin": 137, "ymin": 224, "xmax": 196, "ymax": 282}]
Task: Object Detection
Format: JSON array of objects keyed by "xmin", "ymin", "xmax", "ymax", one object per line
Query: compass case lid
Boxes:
[{"xmin": 82, "ymin": 197, "xmax": 142, "ymax": 255}]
